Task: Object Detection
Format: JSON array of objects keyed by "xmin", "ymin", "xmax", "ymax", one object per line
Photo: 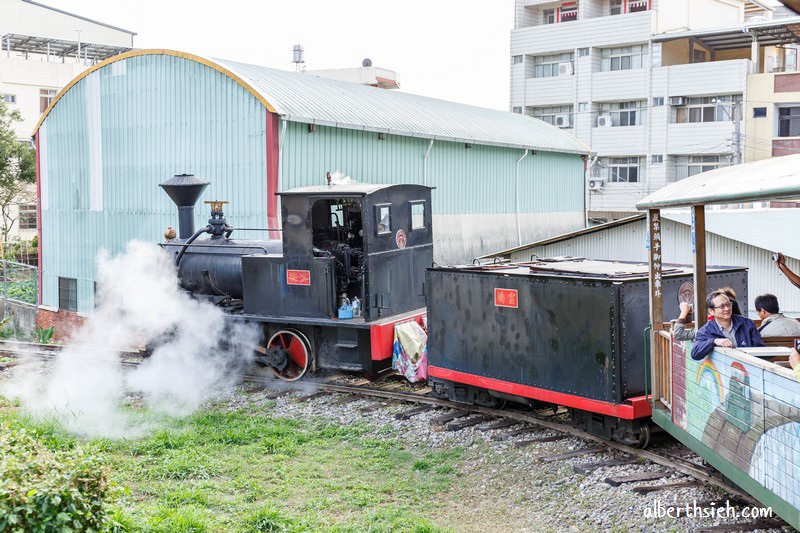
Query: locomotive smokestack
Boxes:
[{"xmin": 160, "ymin": 174, "xmax": 209, "ymax": 239}]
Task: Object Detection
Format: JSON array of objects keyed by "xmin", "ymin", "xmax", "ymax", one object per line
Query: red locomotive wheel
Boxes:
[{"xmin": 267, "ymin": 329, "xmax": 312, "ymax": 381}]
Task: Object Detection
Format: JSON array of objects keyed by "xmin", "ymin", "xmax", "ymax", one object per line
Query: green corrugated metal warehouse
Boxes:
[{"xmin": 33, "ymin": 49, "xmax": 591, "ymax": 316}]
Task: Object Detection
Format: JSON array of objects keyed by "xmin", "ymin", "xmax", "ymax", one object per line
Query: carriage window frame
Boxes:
[
  {"xmin": 375, "ymin": 204, "xmax": 391, "ymax": 235},
  {"xmin": 410, "ymin": 201, "xmax": 426, "ymax": 230}
]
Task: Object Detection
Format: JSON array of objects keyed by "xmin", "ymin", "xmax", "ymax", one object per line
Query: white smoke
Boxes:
[{"xmin": 1, "ymin": 240, "xmax": 260, "ymax": 438}]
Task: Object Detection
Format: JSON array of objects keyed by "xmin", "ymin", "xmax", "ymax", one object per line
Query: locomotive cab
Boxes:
[{"xmin": 242, "ymin": 183, "xmax": 433, "ymax": 322}]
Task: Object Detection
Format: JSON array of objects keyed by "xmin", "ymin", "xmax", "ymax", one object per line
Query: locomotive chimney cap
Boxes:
[{"xmin": 160, "ymin": 174, "xmax": 209, "ymax": 208}]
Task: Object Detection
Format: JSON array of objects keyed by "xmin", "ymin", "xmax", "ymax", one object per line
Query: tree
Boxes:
[{"xmin": 0, "ymin": 96, "xmax": 36, "ymax": 244}]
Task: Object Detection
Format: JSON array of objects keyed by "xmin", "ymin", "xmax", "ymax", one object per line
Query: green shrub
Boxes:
[
  {"xmin": 0, "ymin": 425, "xmax": 117, "ymax": 531},
  {"xmin": 32, "ymin": 325, "xmax": 54, "ymax": 344}
]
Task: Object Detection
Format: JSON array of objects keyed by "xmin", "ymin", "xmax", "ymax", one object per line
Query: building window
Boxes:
[
  {"xmin": 39, "ymin": 88, "xmax": 57, "ymax": 113},
  {"xmin": 675, "ymin": 155, "xmax": 730, "ymax": 179},
  {"xmin": 652, "ymin": 97, "xmax": 664, "ymax": 107},
  {"xmin": 532, "ymin": 52, "xmax": 574, "ymax": 78},
  {"xmin": 512, "ymin": 55, "xmax": 523, "ymax": 65},
  {"xmin": 578, "ymin": 47, "xmax": 590, "ymax": 57},
  {"xmin": 651, "ymin": 155, "xmax": 664, "ymax": 164},
  {"xmin": 693, "ymin": 49, "xmax": 707, "ymax": 63},
  {"xmin": 601, "ymin": 44, "xmax": 647, "ymax": 71},
  {"xmin": 787, "ymin": 49, "xmax": 798, "ymax": 72},
  {"xmin": 543, "ymin": 9, "xmax": 556, "ymax": 24},
  {"xmin": 606, "ymin": 157, "xmax": 642, "ymax": 183},
  {"xmin": 19, "ymin": 204, "xmax": 36, "ymax": 230},
  {"xmin": 778, "ymin": 106, "xmax": 800, "ymax": 137},
  {"xmin": 610, "ymin": 0, "xmax": 650, "ymax": 14},
  {"xmin": 512, "ymin": 106, "xmax": 523, "ymax": 114},
  {"xmin": 753, "ymin": 107, "xmax": 767, "ymax": 118},
  {"xmin": 532, "ymin": 105, "xmax": 573, "ymax": 128},
  {"xmin": 2, "ymin": 94, "xmax": 16, "ymax": 104},
  {"xmin": 411, "ymin": 202, "xmax": 426, "ymax": 230},
  {"xmin": 675, "ymin": 95, "xmax": 741, "ymax": 123},
  {"xmin": 627, "ymin": 0, "xmax": 650, "ymax": 12},
  {"xmin": 598, "ymin": 101, "xmax": 646, "ymax": 126},
  {"xmin": 578, "ymin": 102, "xmax": 589, "ymax": 112},
  {"xmin": 58, "ymin": 277, "xmax": 78, "ymax": 311},
  {"xmin": 559, "ymin": 2, "xmax": 577, "ymax": 22}
]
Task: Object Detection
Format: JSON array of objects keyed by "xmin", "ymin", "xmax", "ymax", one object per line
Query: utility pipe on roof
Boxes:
[
  {"xmin": 423, "ymin": 139, "xmax": 434, "ymax": 186},
  {"xmin": 515, "ymin": 149, "xmax": 530, "ymax": 246}
]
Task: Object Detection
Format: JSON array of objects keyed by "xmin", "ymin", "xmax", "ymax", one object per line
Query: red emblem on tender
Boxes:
[
  {"xmin": 286, "ymin": 269, "xmax": 311, "ymax": 286},
  {"xmin": 494, "ymin": 288, "xmax": 518, "ymax": 309}
]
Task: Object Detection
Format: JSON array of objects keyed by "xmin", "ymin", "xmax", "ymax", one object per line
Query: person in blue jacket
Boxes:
[{"xmin": 691, "ymin": 290, "xmax": 764, "ymax": 360}]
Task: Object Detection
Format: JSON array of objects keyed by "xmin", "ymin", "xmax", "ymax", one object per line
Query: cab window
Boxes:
[
  {"xmin": 376, "ymin": 205, "xmax": 391, "ymax": 235},
  {"xmin": 411, "ymin": 201, "xmax": 425, "ymax": 230}
]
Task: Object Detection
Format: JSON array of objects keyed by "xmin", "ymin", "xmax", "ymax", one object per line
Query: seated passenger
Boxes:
[
  {"xmin": 755, "ymin": 293, "xmax": 800, "ymax": 337},
  {"xmin": 671, "ymin": 302, "xmax": 695, "ymax": 341},
  {"xmin": 791, "ymin": 349, "xmax": 800, "ymax": 381},
  {"xmin": 691, "ymin": 291, "xmax": 764, "ymax": 360}
]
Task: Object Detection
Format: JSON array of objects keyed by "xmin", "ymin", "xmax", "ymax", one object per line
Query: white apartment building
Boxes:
[
  {"xmin": 0, "ymin": 0, "xmax": 134, "ymax": 240},
  {"xmin": 511, "ymin": 0, "xmax": 800, "ymax": 222}
]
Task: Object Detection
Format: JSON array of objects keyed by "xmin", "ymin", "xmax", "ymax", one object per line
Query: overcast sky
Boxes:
[{"xmin": 42, "ymin": 0, "xmax": 515, "ymax": 111}]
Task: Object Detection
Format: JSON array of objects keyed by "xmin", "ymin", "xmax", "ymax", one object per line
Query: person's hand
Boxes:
[
  {"xmin": 776, "ymin": 253, "xmax": 786, "ymax": 266},
  {"xmin": 714, "ymin": 338, "xmax": 733, "ymax": 348},
  {"xmin": 679, "ymin": 302, "xmax": 692, "ymax": 319},
  {"xmin": 790, "ymin": 348, "xmax": 800, "ymax": 370}
]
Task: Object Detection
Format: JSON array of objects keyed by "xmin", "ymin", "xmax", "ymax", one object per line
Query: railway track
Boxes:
[{"xmin": 0, "ymin": 342, "xmax": 786, "ymax": 532}]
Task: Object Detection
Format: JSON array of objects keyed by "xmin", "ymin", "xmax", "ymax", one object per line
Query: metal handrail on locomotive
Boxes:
[{"xmin": 159, "ymin": 174, "xmax": 433, "ymax": 381}]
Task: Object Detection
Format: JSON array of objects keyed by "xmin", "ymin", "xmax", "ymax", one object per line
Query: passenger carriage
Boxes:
[{"xmin": 637, "ymin": 154, "xmax": 800, "ymax": 529}]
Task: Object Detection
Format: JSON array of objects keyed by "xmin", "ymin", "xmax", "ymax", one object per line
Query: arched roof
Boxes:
[{"xmin": 34, "ymin": 49, "xmax": 591, "ymax": 155}]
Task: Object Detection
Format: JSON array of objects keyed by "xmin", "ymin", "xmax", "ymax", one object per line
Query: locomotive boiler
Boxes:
[{"xmin": 160, "ymin": 174, "xmax": 433, "ymax": 381}]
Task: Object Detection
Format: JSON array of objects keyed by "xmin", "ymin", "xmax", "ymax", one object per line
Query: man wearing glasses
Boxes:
[{"xmin": 691, "ymin": 290, "xmax": 764, "ymax": 360}]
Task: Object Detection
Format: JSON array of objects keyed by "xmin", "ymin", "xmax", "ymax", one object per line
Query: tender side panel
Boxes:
[
  {"xmin": 658, "ymin": 344, "xmax": 800, "ymax": 529},
  {"xmin": 427, "ymin": 268, "xmax": 621, "ymax": 403}
]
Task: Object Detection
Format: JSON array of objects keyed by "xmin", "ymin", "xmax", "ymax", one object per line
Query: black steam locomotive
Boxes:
[
  {"xmin": 160, "ymin": 175, "xmax": 747, "ymax": 447},
  {"xmin": 160, "ymin": 174, "xmax": 431, "ymax": 381}
]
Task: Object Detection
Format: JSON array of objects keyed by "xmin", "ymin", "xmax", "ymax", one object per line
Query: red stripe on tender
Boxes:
[
  {"xmin": 428, "ymin": 366, "xmax": 652, "ymax": 419},
  {"xmin": 265, "ymin": 113, "xmax": 280, "ymax": 239},
  {"xmin": 369, "ymin": 312, "xmax": 426, "ymax": 361}
]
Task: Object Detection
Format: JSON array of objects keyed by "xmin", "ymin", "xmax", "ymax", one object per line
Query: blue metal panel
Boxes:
[
  {"xmin": 40, "ymin": 54, "xmax": 268, "ymax": 311},
  {"xmin": 280, "ymin": 122, "xmax": 585, "ymax": 215}
]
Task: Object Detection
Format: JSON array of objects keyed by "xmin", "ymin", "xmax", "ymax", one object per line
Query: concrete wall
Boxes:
[{"xmin": 745, "ymin": 72, "xmax": 800, "ymax": 162}]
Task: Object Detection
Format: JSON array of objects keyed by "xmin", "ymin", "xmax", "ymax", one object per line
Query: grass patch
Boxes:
[{"xmin": 0, "ymin": 400, "xmax": 462, "ymax": 531}]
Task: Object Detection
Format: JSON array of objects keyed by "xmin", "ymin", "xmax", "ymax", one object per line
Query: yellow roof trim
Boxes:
[{"xmin": 31, "ymin": 48, "xmax": 277, "ymax": 137}]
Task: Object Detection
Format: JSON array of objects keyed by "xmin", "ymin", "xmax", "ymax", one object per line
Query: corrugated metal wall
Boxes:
[
  {"xmin": 280, "ymin": 122, "xmax": 585, "ymax": 215},
  {"xmin": 507, "ymin": 218, "xmax": 800, "ymax": 315},
  {"xmin": 39, "ymin": 54, "xmax": 268, "ymax": 311},
  {"xmin": 38, "ymin": 53, "xmax": 587, "ymax": 312}
]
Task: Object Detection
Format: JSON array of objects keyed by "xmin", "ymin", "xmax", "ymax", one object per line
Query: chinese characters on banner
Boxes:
[{"xmin": 650, "ymin": 211, "xmax": 662, "ymax": 301}]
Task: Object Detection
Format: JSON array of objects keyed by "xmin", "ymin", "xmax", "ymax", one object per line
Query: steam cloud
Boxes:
[{"xmin": 1, "ymin": 240, "xmax": 259, "ymax": 438}]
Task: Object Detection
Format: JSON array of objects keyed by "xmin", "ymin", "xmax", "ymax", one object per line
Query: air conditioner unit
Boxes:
[
  {"xmin": 554, "ymin": 114, "xmax": 571, "ymax": 128},
  {"xmin": 557, "ymin": 62, "xmax": 574, "ymax": 76},
  {"xmin": 669, "ymin": 96, "xmax": 686, "ymax": 106},
  {"xmin": 588, "ymin": 179, "xmax": 605, "ymax": 192},
  {"xmin": 596, "ymin": 115, "xmax": 612, "ymax": 127}
]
